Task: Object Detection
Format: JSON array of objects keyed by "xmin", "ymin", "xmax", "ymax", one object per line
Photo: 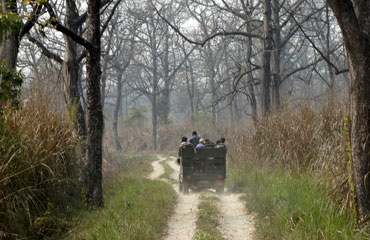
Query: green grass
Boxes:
[
  {"xmin": 193, "ymin": 194, "xmax": 224, "ymax": 240},
  {"xmin": 64, "ymin": 154, "xmax": 177, "ymax": 240},
  {"xmin": 227, "ymin": 165, "xmax": 369, "ymax": 240},
  {"xmin": 159, "ymin": 159, "xmax": 176, "ymax": 184}
]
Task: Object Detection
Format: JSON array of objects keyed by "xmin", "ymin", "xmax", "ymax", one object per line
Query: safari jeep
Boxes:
[{"xmin": 178, "ymin": 144, "xmax": 226, "ymax": 194}]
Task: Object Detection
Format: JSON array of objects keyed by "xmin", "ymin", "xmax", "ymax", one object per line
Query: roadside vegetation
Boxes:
[
  {"xmin": 193, "ymin": 194, "xmax": 224, "ymax": 240},
  {"xmin": 113, "ymin": 103, "xmax": 370, "ymax": 238},
  {"xmin": 0, "ymin": 96, "xmax": 82, "ymax": 239},
  {"xmin": 228, "ymin": 167, "xmax": 368, "ymax": 239},
  {"xmin": 225, "ymin": 106, "xmax": 370, "ymax": 239},
  {"xmin": 0, "ymin": 98, "xmax": 176, "ymax": 240},
  {"xmin": 65, "ymin": 154, "xmax": 177, "ymax": 240}
]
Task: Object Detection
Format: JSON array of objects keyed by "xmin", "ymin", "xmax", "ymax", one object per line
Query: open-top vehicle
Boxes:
[{"xmin": 178, "ymin": 144, "xmax": 226, "ymax": 194}]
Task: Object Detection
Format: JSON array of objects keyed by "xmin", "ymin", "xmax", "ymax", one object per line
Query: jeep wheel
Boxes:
[
  {"xmin": 183, "ymin": 183, "xmax": 189, "ymax": 194},
  {"xmin": 179, "ymin": 182, "xmax": 183, "ymax": 192}
]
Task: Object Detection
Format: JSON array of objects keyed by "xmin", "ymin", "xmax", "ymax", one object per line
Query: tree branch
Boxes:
[
  {"xmin": 283, "ymin": 5, "xmax": 348, "ymax": 75},
  {"xmin": 43, "ymin": 2, "xmax": 92, "ymax": 49},
  {"xmin": 152, "ymin": 3, "xmax": 262, "ymax": 48},
  {"xmin": 26, "ymin": 33, "xmax": 63, "ymax": 64},
  {"xmin": 20, "ymin": 4, "xmax": 43, "ymax": 38}
]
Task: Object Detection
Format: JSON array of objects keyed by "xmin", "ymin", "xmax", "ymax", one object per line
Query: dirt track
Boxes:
[{"xmin": 150, "ymin": 156, "xmax": 255, "ymax": 240}]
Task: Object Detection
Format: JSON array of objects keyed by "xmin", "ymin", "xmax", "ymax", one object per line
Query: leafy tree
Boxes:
[{"xmin": 0, "ymin": 62, "xmax": 23, "ymax": 112}]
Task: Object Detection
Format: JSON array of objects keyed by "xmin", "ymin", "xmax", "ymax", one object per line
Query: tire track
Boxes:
[
  {"xmin": 148, "ymin": 157, "xmax": 165, "ymax": 180},
  {"xmin": 219, "ymin": 193, "xmax": 256, "ymax": 240},
  {"xmin": 164, "ymin": 157, "xmax": 199, "ymax": 240}
]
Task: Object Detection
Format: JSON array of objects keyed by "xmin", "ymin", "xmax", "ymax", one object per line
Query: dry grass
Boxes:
[
  {"xmin": 0, "ymin": 95, "xmax": 82, "ymax": 239},
  {"xmin": 110, "ymin": 105, "xmax": 347, "ymax": 173},
  {"xmin": 108, "ymin": 103, "xmax": 350, "ymax": 206}
]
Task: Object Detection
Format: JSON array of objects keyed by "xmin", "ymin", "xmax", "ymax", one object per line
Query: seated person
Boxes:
[
  {"xmin": 219, "ymin": 137, "xmax": 227, "ymax": 153},
  {"xmin": 177, "ymin": 136, "xmax": 193, "ymax": 164},
  {"xmin": 204, "ymin": 138, "xmax": 215, "ymax": 147},
  {"xmin": 195, "ymin": 138, "xmax": 206, "ymax": 149},
  {"xmin": 189, "ymin": 130, "xmax": 201, "ymax": 146},
  {"xmin": 178, "ymin": 136, "xmax": 189, "ymax": 157}
]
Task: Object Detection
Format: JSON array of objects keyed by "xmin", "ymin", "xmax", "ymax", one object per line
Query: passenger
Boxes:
[
  {"xmin": 195, "ymin": 138, "xmax": 206, "ymax": 149},
  {"xmin": 220, "ymin": 137, "xmax": 227, "ymax": 153},
  {"xmin": 177, "ymin": 136, "xmax": 193, "ymax": 164},
  {"xmin": 216, "ymin": 140, "xmax": 221, "ymax": 145},
  {"xmin": 189, "ymin": 131, "xmax": 201, "ymax": 147},
  {"xmin": 178, "ymin": 136, "xmax": 188, "ymax": 157},
  {"xmin": 204, "ymin": 138, "xmax": 214, "ymax": 147}
]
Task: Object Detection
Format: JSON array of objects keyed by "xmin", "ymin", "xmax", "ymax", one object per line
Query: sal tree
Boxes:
[{"xmin": 327, "ymin": 0, "xmax": 370, "ymax": 224}]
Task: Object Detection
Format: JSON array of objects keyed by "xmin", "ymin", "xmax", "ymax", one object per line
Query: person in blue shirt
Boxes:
[
  {"xmin": 189, "ymin": 131, "xmax": 201, "ymax": 146},
  {"xmin": 195, "ymin": 138, "xmax": 205, "ymax": 149}
]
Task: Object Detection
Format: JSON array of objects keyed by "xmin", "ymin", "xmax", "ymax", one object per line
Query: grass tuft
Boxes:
[{"xmin": 193, "ymin": 194, "xmax": 224, "ymax": 240}]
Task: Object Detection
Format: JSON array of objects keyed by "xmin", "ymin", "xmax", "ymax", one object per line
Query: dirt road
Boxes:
[{"xmin": 150, "ymin": 156, "xmax": 255, "ymax": 240}]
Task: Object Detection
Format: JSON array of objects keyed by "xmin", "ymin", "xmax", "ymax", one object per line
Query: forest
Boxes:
[{"xmin": 1, "ymin": 0, "xmax": 370, "ymax": 239}]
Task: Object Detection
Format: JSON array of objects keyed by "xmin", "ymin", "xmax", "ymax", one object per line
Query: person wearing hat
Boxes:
[{"xmin": 196, "ymin": 138, "xmax": 206, "ymax": 149}]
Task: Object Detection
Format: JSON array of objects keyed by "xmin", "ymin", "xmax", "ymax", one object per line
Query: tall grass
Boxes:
[
  {"xmin": 110, "ymin": 106, "xmax": 347, "ymax": 178},
  {"xmin": 0, "ymin": 95, "xmax": 81, "ymax": 239}
]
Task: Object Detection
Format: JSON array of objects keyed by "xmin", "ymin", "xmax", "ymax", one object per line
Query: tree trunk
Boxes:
[
  {"xmin": 185, "ymin": 56, "xmax": 195, "ymax": 124},
  {"xmin": 0, "ymin": 0, "xmax": 19, "ymax": 69},
  {"xmin": 248, "ymin": 82, "xmax": 257, "ymax": 123},
  {"xmin": 261, "ymin": 0, "xmax": 273, "ymax": 117},
  {"xmin": 244, "ymin": 5, "xmax": 258, "ymax": 123},
  {"xmin": 112, "ymin": 72, "xmax": 123, "ymax": 151},
  {"xmin": 151, "ymin": 58, "xmax": 158, "ymax": 150},
  {"xmin": 100, "ymin": 28, "xmax": 114, "ymax": 110},
  {"xmin": 327, "ymin": 0, "xmax": 370, "ymax": 223},
  {"xmin": 160, "ymin": 32, "xmax": 171, "ymax": 124},
  {"xmin": 325, "ymin": 4, "xmax": 335, "ymax": 107},
  {"xmin": 152, "ymin": 95, "xmax": 158, "ymax": 150},
  {"xmin": 85, "ymin": 0, "xmax": 104, "ymax": 207},
  {"xmin": 271, "ymin": 0, "xmax": 281, "ymax": 112},
  {"xmin": 63, "ymin": 0, "xmax": 87, "ymax": 138}
]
